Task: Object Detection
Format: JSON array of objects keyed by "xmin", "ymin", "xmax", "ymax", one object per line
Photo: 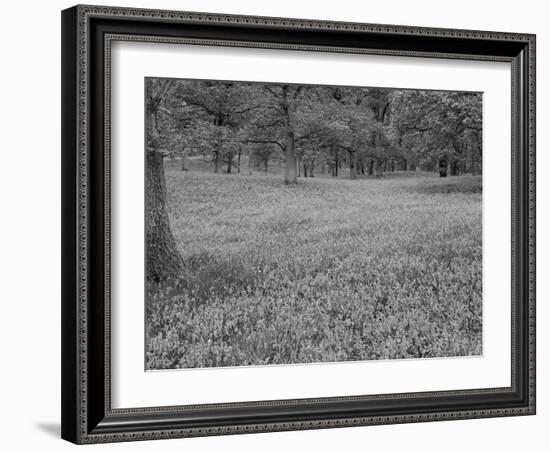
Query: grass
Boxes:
[{"xmin": 146, "ymin": 166, "xmax": 482, "ymax": 370}]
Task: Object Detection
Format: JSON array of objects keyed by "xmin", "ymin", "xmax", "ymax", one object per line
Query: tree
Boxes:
[
  {"xmin": 174, "ymin": 80, "xmax": 263, "ymax": 173},
  {"xmin": 245, "ymin": 84, "xmax": 325, "ymax": 184},
  {"xmin": 318, "ymin": 87, "xmax": 376, "ymax": 179},
  {"xmin": 145, "ymin": 79, "xmax": 184, "ymax": 282},
  {"xmin": 249, "ymin": 144, "xmax": 276, "ymax": 174},
  {"xmin": 390, "ymin": 90, "xmax": 482, "ymax": 176}
]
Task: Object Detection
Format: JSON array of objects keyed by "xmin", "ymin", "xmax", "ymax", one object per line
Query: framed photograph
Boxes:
[{"xmin": 61, "ymin": 4, "xmax": 536, "ymax": 444}]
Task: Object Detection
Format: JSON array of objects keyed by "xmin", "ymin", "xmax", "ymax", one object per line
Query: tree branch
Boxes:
[
  {"xmin": 242, "ymin": 139, "xmax": 286, "ymax": 152},
  {"xmin": 264, "ymin": 85, "xmax": 281, "ymax": 99}
]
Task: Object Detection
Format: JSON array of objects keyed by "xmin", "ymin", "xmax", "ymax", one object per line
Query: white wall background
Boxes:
[{"xmin": 0, "ymin": 0, "xmax": 546, "ymax": 448}]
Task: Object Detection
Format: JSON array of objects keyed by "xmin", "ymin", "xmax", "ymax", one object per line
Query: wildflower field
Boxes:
[{"xmin": 146, "ymin": 165, "xmax": 482, "ymax": 370}]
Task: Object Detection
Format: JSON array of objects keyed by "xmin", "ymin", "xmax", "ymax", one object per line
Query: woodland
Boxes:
[{"xmin": 145, "ymin": 78, "xmax": 483, "ymax": 369}]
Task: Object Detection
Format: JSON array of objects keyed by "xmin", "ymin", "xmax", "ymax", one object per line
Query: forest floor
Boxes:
[{"xmin": 146, "ymin": 166, "xmax": 483, "ymax": 370}]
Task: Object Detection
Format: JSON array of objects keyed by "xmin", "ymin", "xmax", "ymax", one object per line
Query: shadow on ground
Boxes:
[{"xmin": 35, "ymin": 422, "xmax": 60, "ymax": 438}]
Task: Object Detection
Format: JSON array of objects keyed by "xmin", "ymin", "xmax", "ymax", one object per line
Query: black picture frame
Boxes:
[{"xmin": 61, "ymin": 4, "xmax": 536, "ymax": 444}]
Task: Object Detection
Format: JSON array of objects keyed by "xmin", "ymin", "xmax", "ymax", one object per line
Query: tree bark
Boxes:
[
  {"xmin": 145, "ymin": 79, "xmax": 184, "ymax": 283},
  {"xmin": 284, "ymin": 131, "xmax": 297, "ymax": 184},
  {"xmin": 303, "ymin": 161, "xmax": 308, "ymax": 178},
  {"xmin": 146, "ymin": 150, "xmax": 184, "ymax": 282}
]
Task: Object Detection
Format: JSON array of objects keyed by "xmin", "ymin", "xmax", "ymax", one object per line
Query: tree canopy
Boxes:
[{"xmin": 146, "ymin": 78, "xmax": 482, "ymax": 181}]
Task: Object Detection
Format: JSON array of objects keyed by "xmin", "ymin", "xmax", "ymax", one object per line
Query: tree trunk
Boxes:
[
  {"xmin": 226, "ymin": 153, "xmax": 233, "ymax": 174},
  {"xmin": 284, "ymin": 131, "xmax": 297, "ymax": 184},
  {"xmin": 146, "ymin": 150, "xmax": 184, "ymax": 282},
  {"xmin": 349, "ymin": 151, "xmax": 357, "ymax": 179},
  {"xmin": 368, "ymin": 159, "xmax": 374, "ymax": 176},
  {"xmin": 449, "ymin": 160, "xmax": 458, "ymax": 176},
  {"xmin": 181, "ymin": 146, "xmax": 188, "ymax": 171},
  {"xmin": 303, "ymin": 161, "xmax": 308, "ymax": 178},
  {"xmin": 214, "ymin": 150, "xmax": 220, "ymax": 174},
  {"xmin": 375, "ymin": 160, "xmax": 383, "ymax": 178},
  {"xmin": 309, "ymin": 162, "xmax": 315, "ymax": 177},
  {"xmin": 264, "ymin": 159, "xmax": 268, "ymax": 174},
  {"xmin": 439, "ymin": 158, "xmax": 448, "ymax": 177},
  {"xmin": 237, "ymin": 148, "xmax": 241, "ymax": 173}
]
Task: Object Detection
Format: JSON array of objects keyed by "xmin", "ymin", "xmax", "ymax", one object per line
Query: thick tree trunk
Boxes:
[
  {"xmin": 303, "ymin": 161, "xmax": 308, "ymax": 178},
  {"xmin": 439, "ymin": 158, "xmax": 448, "ymax": 177},
  {"xmin": 368, "ymin": 159, "xmax": 374, "ymax": 176},
  {"xmin": 146, "ymin": 150, "xmax": 184, "ymax": 282},
  {"xmin": 284, "ymin": 131, "xmax": 297, "ymax": 184}
]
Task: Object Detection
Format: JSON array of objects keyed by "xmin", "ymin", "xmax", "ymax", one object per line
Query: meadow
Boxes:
[{"xmin": 146, "ymin": 162, "xmax": 482, "ymax": 370}]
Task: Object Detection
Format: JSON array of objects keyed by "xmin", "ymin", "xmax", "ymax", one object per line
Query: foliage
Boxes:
[
  {"xmin": 146, "ymin": 170, "xmax": 482, "ymax": 369},
  {"xmin": 146, "ymin": 79, "xmax": 483, "ymax": 181}
]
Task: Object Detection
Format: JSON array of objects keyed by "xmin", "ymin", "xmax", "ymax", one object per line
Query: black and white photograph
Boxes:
[{"xmin": 145, "ymin": 77, "xmax": 483, "ymax": 370}]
